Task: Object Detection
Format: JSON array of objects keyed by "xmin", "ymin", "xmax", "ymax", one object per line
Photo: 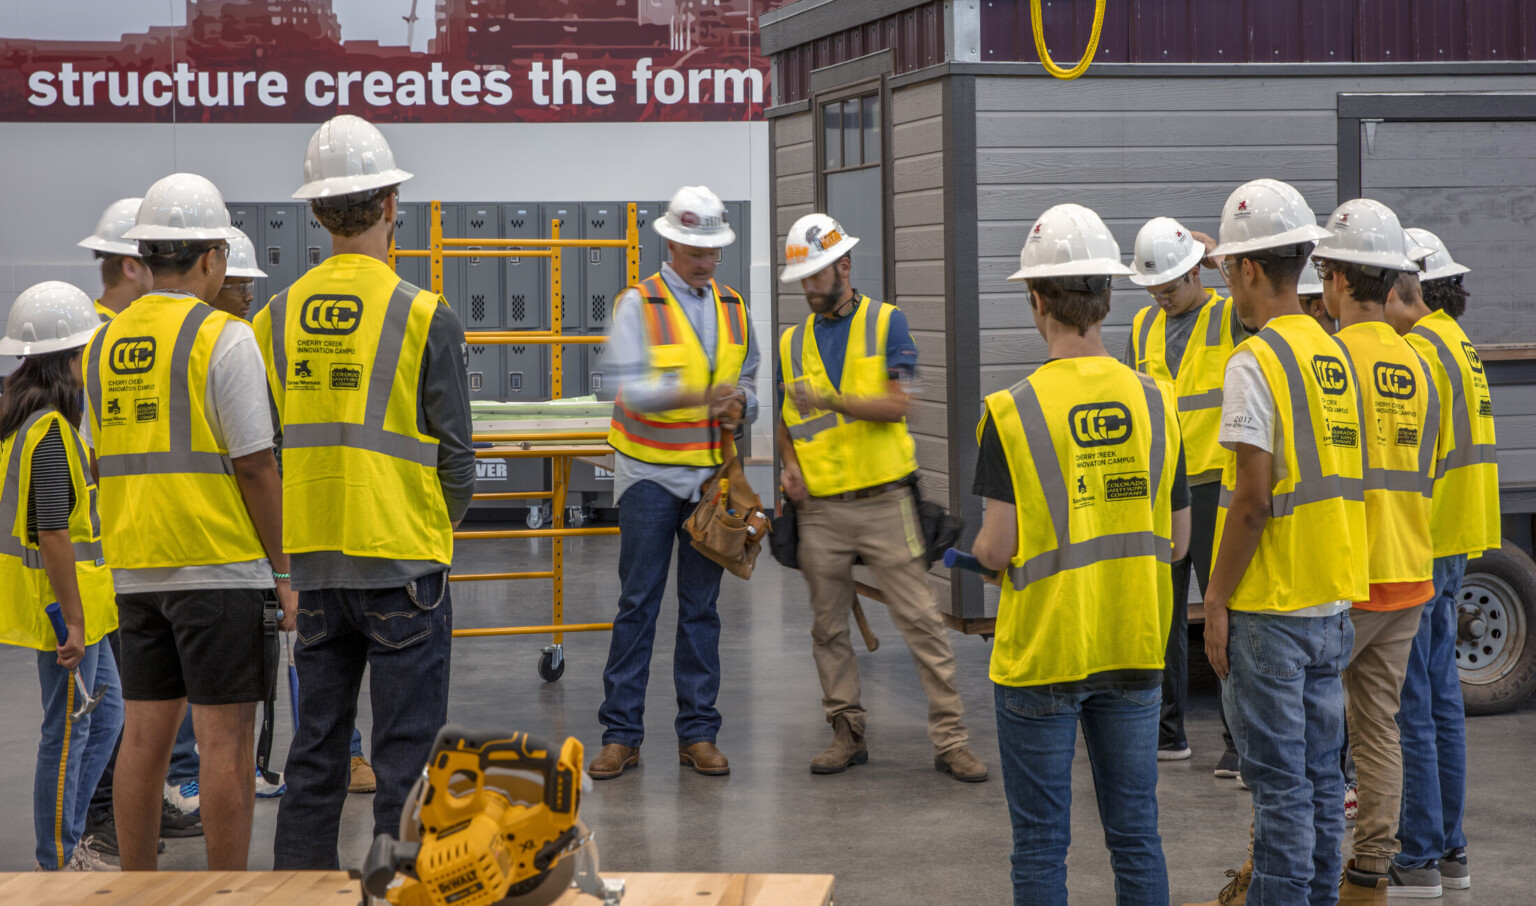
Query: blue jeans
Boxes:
[
  {"xmin": 994, "ymin": 683, "xmax": 1167, "ymax": 906},
  {"xmin": 1395, "ymin": 554, "xmax": 1468, "ymax": 867},
  {"xmin": 1222, "ymin": 610, "xmax": 1352, "ymax": 906},
  {"xmin": 35, "ymin": 640, "xmax": 123, "ymax": 870},
  {"xmin": 273, "ymin": 570, "xmax": 452, "ymax": 869},
  {"xmin": 599, "ymin": 480, "xmax": 725, "ymax": 747},
  {"xmin": 168, "ymin": 710, "xmax": 197, "ymax": 787}
]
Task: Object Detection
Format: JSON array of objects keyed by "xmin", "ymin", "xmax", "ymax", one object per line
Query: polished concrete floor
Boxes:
[{"xmin": 0, "ymin": 530, "xmax": 1532, "ymax": 904}]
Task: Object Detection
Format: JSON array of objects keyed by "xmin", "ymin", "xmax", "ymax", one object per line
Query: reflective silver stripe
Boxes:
[
  {"xmin": 86, "ymin": 333, "xmax": 105, "ymax": 437},
  {"xmin": 788, "ymin": 321, "xmax": 807, "ymax": 380},
  {"xmin": 1416, "ymin": 353, "xmax": 1440, "ymax": 487},
  {"xmin": 1440, "ymin": 442, "xmax": 1498, "ymax": 475},
  {"xmin": 787, "ymin": 412, "xmax": 839, "ymax": 441},
  {"xmin": 97, "ymin": 450, "xmax": 233, "ymax": 477},
  {"xmin": 1004, "ymin": 378, "xmax": 1170, "ymax": 589},
  {"xmin": 1258, "ymin": 328, "xmax": 1323, "ymax": 484},
  {"xmin": 366, "ymin": 282, "xmax": 420, "ymax": 425},
  {"xmin": 0, "ymin": 411, "xmax": 104, "ymax": 566},
  {"xmin": 64, "ymin": 429, "xmax": 102, "ymax": 538},
  {"xmin": 0, "ymin": 539, "xmax": 105, "ymax": 569},
  {"xmin": 1330, "ymin": 335, "xmax": 1372, "ymax": 498},
  {"xmin": 862, "ymin": 296, "xmax": 883, "ymax": 355},
  {"xmin": 1220, "ymin": 474, "xmax": 1366, "ymax": 516},
  {"xmin": 1413, "ymin": 325, "xmax": 1497, "ymax": 479},
  {"xmin": 1177, "ymin": 388, "xmax": 1224, "ymax": 412},
  {"xmin": 1205, "ymin": 298, "xmax": 1228, "ymax": 347},
  {"xmin": 610, "ymin": 406, "xmax": 717, "ymax": 448},
  {"xmin": 282, "ymin": 422, "xmax": 437, "ymax": 467},
  {"xmin": 1364, "ymin": 467, "xmax": 1434, "ymax": 497},
  {"xmin": 169, "ymin": 306, "xmax": 216, "ymax": 456},
  {"xmin": 267, "ymin": 288, "xmax": 290, "ymax": 387},
  {"xmin": 1135, "ymin": 308, "xmax": 1156, "ymax": 371}
]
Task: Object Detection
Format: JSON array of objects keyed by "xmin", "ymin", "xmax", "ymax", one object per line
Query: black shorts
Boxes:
[{"xmin": 117, "ymin": 588, "xmax": 267, "ymax": 705}]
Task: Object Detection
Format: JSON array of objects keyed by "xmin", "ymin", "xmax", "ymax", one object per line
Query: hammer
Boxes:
[{"xmin": 45, "ymin": 603, "xmax": 106, "ymax": 723}]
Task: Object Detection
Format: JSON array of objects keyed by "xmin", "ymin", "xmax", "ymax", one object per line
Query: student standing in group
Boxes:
[
  {"xmin": 255, "ymin": 115, "xmax": 473, "ymax": 869},
  {"xmin": 971, "ymin": 204, "xmax": 1188, "ymax": 906},
  {"xmin": 776, "ymin": 213, "xmax": 986, "ymax": 782},
  {"xmin": 78, "ymin": 198, "xmax": 151, "ymax": 322},
  {"xmin": 0, "ymin": 282, "xmax": 124, "ymax": 872},
  {"xmin": 84, "ymin": 174, "xmax": 295, "ymax": 871}
]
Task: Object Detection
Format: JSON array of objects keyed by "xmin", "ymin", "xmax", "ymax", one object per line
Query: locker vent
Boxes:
[
  {"xmin": 591, "ymin": 219, "xmax": 605, "ymax": 229},
  {"xmin": 395, "ymin": 217, "xmax": 405, "ymax": 229},
  {"xmin": 269, "ymin": 219, "xmax": 284, "ymax": 229},
  {"xmin": 470, "ymin": 345, "xmax": 485, "ymax": 354},
  {"xmin": 471, "ymin": 218, "xmax": 484, "ymax": 229},
  {"xmin": 510, "ymin": 295, "xmax": 525, "ymax": 323},
  {"xmin": 591, "ymin": 345, "xmax": 605, "ymax": 358},
  {"xmin": 510, "ymin": 218, "xmax": 524, "ymax": 229},
  {"xmin": 232, "ymin": 218, "xmax": 243, "ymax": 228},
  {"xmin": 591, "ymin": 295, "xmax": 606, "ymax": 323},
  {"xmin": 471, "ymin": 294, "xmax": 485, "ymax": 322},
  {"xmin": 511, "ymin": 346, "xmax": 525, "ymax": 355}
]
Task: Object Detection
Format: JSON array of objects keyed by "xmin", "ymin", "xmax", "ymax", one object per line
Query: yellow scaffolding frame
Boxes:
[{"xmin": 389, "ymin": 202, "xmax": 640, "ymax": 677}]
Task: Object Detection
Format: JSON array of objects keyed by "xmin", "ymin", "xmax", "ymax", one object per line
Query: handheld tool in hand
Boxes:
[
  {"xmin": 45, "ymin": 602, "xmax": 105, "ymax": 723},
  {"xmin": 363, "ymin": 724, "xmax": 624, "ymax": 906},
  {"xmin": 943, "ymin": 548, "xmax": 1002, "ymax": 580}
]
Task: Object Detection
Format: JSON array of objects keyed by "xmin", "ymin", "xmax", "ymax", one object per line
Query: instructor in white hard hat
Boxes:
[
  {"xmin": 84, "ymin": 174, "xmax": 295, "ymax": 871},
  {"xmin": 775, "ymin": 213, "xmax": 986, "ymax": 782},
  {"xmin": 591, "ymin": 185, "xmax": 758, "ymax": 780},
  {"xmin": 1125, "ymin": 216, "xmax": 1243, "ymax": 768},
  {"xmin": 969, "ymin": 203, "xmax": 1187, "ymax": 905},
  {"xmin": 78, "ymin": 198, "xmax": 151, "ymax": 321},
  {"xmin": 255, "ymin": 114, "xmax": 473, "ymax": 869}
]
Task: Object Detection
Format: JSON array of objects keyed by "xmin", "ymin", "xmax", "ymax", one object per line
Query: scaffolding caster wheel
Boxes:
[
  {"xmin": 566, "ymin": 505, "xmax": 590, "ymax": 528},
  {"xmin": 526, "ymin": 504, "xmax": 550, "ymax": 530},
  {"xmin": 539, "ymin": 645, "xmax": 566, "ymax": 683}
]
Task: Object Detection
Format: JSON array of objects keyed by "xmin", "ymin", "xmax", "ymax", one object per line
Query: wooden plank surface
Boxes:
[{"xmin": 0, "ymin": 872, "xmax": 835, "ymax": 906}]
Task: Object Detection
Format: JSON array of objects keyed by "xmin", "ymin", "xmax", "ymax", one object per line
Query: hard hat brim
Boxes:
[
  {"xmin": 1311, "ymin": 247, "xmax": 1421, "ymax": 273},
  {"xmin": 1420, "ymin": 262, "xmax": 1472, "ymax": 282},
  {"xmin": 292, "ymin": 169, "xmax": 412, "ymax": 200},
  {"xmin": 225, "ymin": 265, "xmax": 268, "ymax": 279},
  {"xmin": 1209, "ymin": 223, "xmax": 1333, "ymax": 258},
  {"xmin": 0, "ymin": 325, "xmax": 99, "ymax": 357},
  {"xmin": 654, "ymin": 217, "xmax": 736, "ymax": 250},
  {"xmin": 1008, "ymin": 258, "xmax": 1135, "ymax": 282},
  {"xmin": 779, "ymin": 236, "xmax": 860, "ymax": 284},
  {"xmin": 1127, "ymin": 244, "xmax": 1206, "ymax": 287},
  {"xmin": 77, "ymin": 236, "xmax": 142, "ymax": 257},
  {"xmin": 121, "ymin": 224, "xmax": 243, "ymax": 242}
]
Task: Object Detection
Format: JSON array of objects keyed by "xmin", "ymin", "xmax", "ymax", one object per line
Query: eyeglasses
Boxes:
[
  {"xmin": 1217, "ymin": 257, "xmax": 1234, "ymax": 281},
  {"xmin": 1312, "ymin": 260, "xmax": 1337, "ymax": 281},
  {"xmin": 1148, "ymin": 273, "xmax": 1189, "ymax": 301},
  {"xmin": 223, "ymin": 281, "xmax": 255, "ymax": 299}
]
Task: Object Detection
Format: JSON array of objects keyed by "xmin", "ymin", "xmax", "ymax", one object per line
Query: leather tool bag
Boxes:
[{"xmin": 685, "ymin": 431, "xmax": 772, "ymax": 580}]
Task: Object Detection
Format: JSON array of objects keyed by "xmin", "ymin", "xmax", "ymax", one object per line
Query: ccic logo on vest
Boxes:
[
  {"xmin": 300, "ymin": 295, "xmax": 362, "ymax": 335},
  {"xmin": 108, "ymin": 337, "xmax": 156, "ymax": 374},
  {"xmin": 1311, "ymin": 355, "xmax": 1349, "ymax": 396},
  {"xmin": 1069, "ymin": 402, "xmax": 1133, "ymax": 448},
  {"xmin": 1461, "ymin": 341, "xmax": 1484, "ymax": 374},
  {"xmin": 1373, "ymin": 363, "xmax": 1416, "ymax": 400}
]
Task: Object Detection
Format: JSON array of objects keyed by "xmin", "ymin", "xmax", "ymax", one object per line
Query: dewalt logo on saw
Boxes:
[
  {"xmin": 300, "ymin": 294, "xmax": 362, "ymax": 335},
  {"xmin": 1373, "ymin": 363, "xmax": 1416, "ymax": 400},
  {"xmin": 1311, "ymin": 355, "xmax": 1349, "ymax": 396},
  {"xmin": 1069, "ymin": 402, "xmax": 1132, "ymax": 448},
  {"xmin": 108, "ymin": 337, "xmax": 156, "ymax": 374}
]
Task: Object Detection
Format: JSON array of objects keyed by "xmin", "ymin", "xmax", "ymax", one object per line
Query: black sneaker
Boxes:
[
  {"xmin": 161, "ymin": 798, "xmax": 204, "ymax": 838},
  {"xmin": 1214, "ymin": 748, "xmax": 1241, "ymax": 778},
  {"xmin": 84, "ymin": 815, "xmax": 117, "ymax": 857}
]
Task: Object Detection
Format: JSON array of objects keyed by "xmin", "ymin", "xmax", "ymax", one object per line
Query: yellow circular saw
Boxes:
[{"xmin": 362, "ymin": 725, "xmax": 625, "ymax": 906}]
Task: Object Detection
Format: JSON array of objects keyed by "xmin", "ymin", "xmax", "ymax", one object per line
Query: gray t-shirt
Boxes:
[{"xmin": 1122, "ymin": 306, "xmax": 1203, "ymax": 377}]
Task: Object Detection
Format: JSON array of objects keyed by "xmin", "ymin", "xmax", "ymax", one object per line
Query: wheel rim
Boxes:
[{"xmin": 1456, "ymin": 573, "xmax": 1527, "ymax": 686}]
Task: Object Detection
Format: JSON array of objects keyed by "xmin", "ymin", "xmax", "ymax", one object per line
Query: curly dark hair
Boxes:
[
  {"xmin": 1422, "ymin": 278, "xmax": 1468, "ymax": 320},
  {"xmin": 310, "ymin": 186, "xmax": 396, "ymax": 238}
]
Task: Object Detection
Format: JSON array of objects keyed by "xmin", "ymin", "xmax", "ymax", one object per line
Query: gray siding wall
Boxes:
[{"xmin": 971, "ymin": 73, "xmax": 1536, "ymax": 400}]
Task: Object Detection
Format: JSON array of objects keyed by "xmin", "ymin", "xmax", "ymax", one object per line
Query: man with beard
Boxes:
[{"xmin": 775, "ymin": 213, "xmax": 986, "ymax": 782}]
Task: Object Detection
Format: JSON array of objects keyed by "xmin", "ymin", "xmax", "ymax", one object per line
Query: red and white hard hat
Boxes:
[
  {"xmin": 1008, "ymin": 204, "xmax": 1134, "ymax": 282},
  {"xmin": 1128, "ymin": 217, "xmax": 1205, "ymax": 287},
  {"xmin": 1312, "ymin": 199, "xmax": 1421, "ymax": 273},
  {"xmin": 780, "ymin": 213, "xmax": 859, "ymax": 283},
  {"xmin": 78, "ymin": 198, "xmax": 144, "ymax": 257},
  {"xmin": 293, "ymin": 115, "xmax": 412, "ymax": 201},
  {"xmin": 654, "ymin": 186, "xmax": 735, "ymax": 249},
  {"xmin": 1210, "ymin": 179, "xmax": 1332, "ymax": 257}
]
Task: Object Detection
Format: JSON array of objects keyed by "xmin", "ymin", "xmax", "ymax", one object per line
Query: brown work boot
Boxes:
[
  {"xmin": 678, "ymin": 741, "xmax": 730, "ymax": 776},
  {"xmin": 1182, "ymin": 859, "xmax": 1252, "ymax": 906},
  {"xmin": 588, "ymin": 743, "xmax": 639, "ymax": 780},
  {"xmin": 1338, "ymin": 860, "xmax": 1388, "ymax": 905},
  {"xmin": 933, "ymin": 746, "xmax": 989, "ymax": 782},
  {"xmin": 349, "ymin": 755, "xmax": 377, "ymax": 794},
  {"xmin": 810, "ymin": 715, "xmax": 868, "ymax": 774}
]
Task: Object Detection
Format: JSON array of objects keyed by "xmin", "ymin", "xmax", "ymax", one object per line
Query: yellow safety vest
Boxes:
[
  {"xmin": 1130, "ymin": 289, "xmax": 1237, "ymax": 483},
  {"xmin": 982, "ymin": 358, "xmax": 1179, "ymax": 688},
  {"xmin": 253, "ymin": 254, "xmax": 452, "ymax": 564},
  {"xmin": 84, "ymin": 295, "xmax": 265, "ymax": 569},
  {"xmin": 1214, "ymin": 315, "xmax": 1369, "ymax": 613},
  {"xmin": 0, "ymin": 410, "xmax": 117, "ymax": 651},
  {"xmin": 1333, "ymin": 322, "xmax": 1438, "ymax": 586},
  {"xmin": 94, "ymin": 300, "xmax": 116, "ymax": 323},
  {"xmin": 1405, "ymin": 310, "xmax": 1501, "ymax": 558},
  {"xmin": 779, "ymin": 296, "xmax": 919, "ymax": 497},
  {"xmin": 607, "ymin": 273, "xmax": 750, "ymax": 468}
]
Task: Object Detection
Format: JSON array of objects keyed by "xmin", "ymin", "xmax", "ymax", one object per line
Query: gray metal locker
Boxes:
[
  {"xmin": 226, "ymin": 204, "xmax": 267, "ymax": 312},
  {"xmin": 456, "ymin": 203, "xmax": 502, "ymax": 331},
  {"xmin": 539, "ymin": 204, "xmax": 581, "ymax": 331},
  {"xmin": 465, "ymin": 341, "xmax": 503, "ymax": 401},
  {"xmin": 302, "ymin": 208, "xmax": 333, "ymax": 274},
  {"xmin": 437, "ymin": 204, "xmax": 464, "ymax": 327},
  {"xmin": 635, "ymin": 201, "xmax": 665, "ymax": 279},
  {"xmin": 391, "ymin": 201, "xmax": 428, "ymax": 290},
  {"xmin": 585, "ymin": 337, "xmax": 614, "ymax": 401},
  {"xmin": 501, "ymin": 205, "xmax": 544, "ymax": 330},
  {"xmin": 554, "ymin": 344, "xmax": 584, "ymax": 401},
  {"xmin": 260, "ymin": 204, "xmax": 302, "ymax": 303},
  {"xmin": 503, "ymin": 343, "xmax": 547, "ymax": 402},
  {"xmin": 580, "ymin": 203, "xmax": 624, "ymax": 333},
  {"xmin": 719, "ymin": 201, "xmax": 750, "ymax": 295}
]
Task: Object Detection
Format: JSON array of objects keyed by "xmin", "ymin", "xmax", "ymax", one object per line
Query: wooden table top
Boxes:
[{"xmin": 0, "ymin": 870, "xmax": 836, "ymax": 906}]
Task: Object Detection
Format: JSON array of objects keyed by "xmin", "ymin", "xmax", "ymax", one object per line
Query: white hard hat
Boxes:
[
  {"xmin": 1406, "ymin": 228, "xmax": 1471, "ymax": 283},
  {"xmin": 1403, "ymin": 230, "xmax": 1434, "ymax": 264},
  {"xmin": 654, "ymin": 186, "xmax": 735, "ymax": 249},
  {"xmin": 1007, "ymin": 203, "xmax": 1134, "ymax": 282},
  {"xmin": 1312, "ymin": 199, "xmax": 1419, "ymax": 273},
  {"xmin": 0, "ymin": 282, "xmax": 102, "ymax": 356},
  {"xmin": 123, "ymin": 173, "xmax": 241, "ymax": 242},
  {"xmin": 1210, "ymin": 178, "xmax": 1332, "ymax": 257},
  {"xmin": 779, "ymin": 213, "xmax": 859, "ymax": 284},
  {"xmin": 224, "ymin": 229, "xmax": 267, "ymax": 279},
  {"xmin": 78, "ymin": 197, "xmax": 144, "ymax": 257},
  {"xmin": 1297, "ymin": 255, "xmax": 1324, "ymax": 296},
  {"xmin": 1128, "ymin": 217, "xmax": 1205, "ymax": 287},
  {"xmin": 293, "ymin": 115, "xmax": 413, "ymax": 201}
]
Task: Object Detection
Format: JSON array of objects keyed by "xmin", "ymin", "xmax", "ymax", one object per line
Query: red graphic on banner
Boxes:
[{"xmin": 0, "ymin": 0, "xmax": 793, "ymax": 124}]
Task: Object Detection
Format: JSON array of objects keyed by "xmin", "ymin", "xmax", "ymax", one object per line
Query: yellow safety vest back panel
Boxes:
[{"xmin": 1130, "ymin": 289, "xmax": 1237, "ymax": 483}]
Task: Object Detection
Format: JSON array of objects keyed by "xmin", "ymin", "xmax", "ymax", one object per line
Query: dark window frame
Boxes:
[{"xmin": 813, "ymin": 75, "xmax": 894, "ymax": 301}]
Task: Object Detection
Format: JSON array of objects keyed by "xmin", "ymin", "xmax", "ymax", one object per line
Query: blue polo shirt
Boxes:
[{"xmin": 776, "ymin": 295, "xmax": 918, "ymax": 407}]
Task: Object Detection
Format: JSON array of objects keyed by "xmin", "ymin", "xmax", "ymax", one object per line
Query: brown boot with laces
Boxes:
[
  {"xmin": 1182, "ymin": 858, "xmax": 1251, "ymax": 906},
  {"xmin": 810, "ymin": 715, "xmax": 868, "ymax": 774}
]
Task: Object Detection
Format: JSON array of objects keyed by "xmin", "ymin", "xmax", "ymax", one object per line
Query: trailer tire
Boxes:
[{"xmin": 1459, "ymin": 541, "xmax": 1536, "ymax": 715}]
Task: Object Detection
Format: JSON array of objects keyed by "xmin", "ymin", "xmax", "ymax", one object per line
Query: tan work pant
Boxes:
[
  {"xmin": 1343, "ymin": 604, "xmax": 1425, "ymax": 874},
  {"xmin": 795, "ymin": 487, "xmax": 967, "ymax": 755}
]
